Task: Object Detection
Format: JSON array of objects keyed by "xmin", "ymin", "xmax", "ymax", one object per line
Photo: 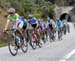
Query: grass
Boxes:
[{"xmin": 0, "ymin": 41, "xmax": 7, "ymax": 47}]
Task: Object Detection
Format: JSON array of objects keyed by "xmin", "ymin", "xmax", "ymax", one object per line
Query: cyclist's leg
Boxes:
[
  {"xmin": 49, "ymin": 29, "xmax": 52, "ymax": 41},
  {"xmin": 58, "ymin": 28, "xmax": 62, "ymax": 40},
  {"xmin": 17, "ymin": 21, "xmax": 24, "ymax": 40},
  {"xmin": 58, "ymin": 28, "xmax": 60, "ymax": 39},
  {"xmin": 22, "ymin": 24, "xmax": 29, "ymax": 42},
  {"xmin": 31, "ymin": 24, "xmax": 37, "ymax": 41}
]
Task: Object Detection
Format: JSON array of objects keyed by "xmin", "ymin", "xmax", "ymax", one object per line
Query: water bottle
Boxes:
[{"xmin": 16, "ymin": 36, "xmax": 20, "ymax": 44}]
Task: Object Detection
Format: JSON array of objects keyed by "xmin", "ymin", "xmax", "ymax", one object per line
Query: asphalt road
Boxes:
[{"xmin": 0, "ymin": 22, "xmax": 75, "ymax": 61}]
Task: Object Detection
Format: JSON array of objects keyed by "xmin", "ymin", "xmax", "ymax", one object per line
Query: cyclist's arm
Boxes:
[
  {"xmin": 46, "ymin": 21, "xmax": 48, "ymax": 28},
  {"xmin": 27, "ymin": 22, "xmax": 31, "ymax": 29},
  {"xmin": 52, "ymin": 21, "xmax": 56, "ymax": 29},
  {"xmin": 56, "ymin": 21, "xmax": 59, "ymax": 29},
  {"xmin": 27, "ymin": 23, "xmax": 29, "ymax": 29},
  {"xmin": 14, "ymin": 13, "xmax": 20, "ymax": 29},
  {"xmin": 4, "ymin": 19, "xmax": 10, "ymax": 30},
  {"xmin": 15, "ymin": 19, "xmax": 18, "ymax": 28},
  {"xmin": 36, "ymin": 21, "xmax": 39, "ymax": 27}
]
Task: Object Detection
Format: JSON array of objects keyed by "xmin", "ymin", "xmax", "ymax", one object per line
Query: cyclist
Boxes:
[
  {"xmin": 38, "ymin": 19, "xmax": 47, "ymax": 43},
  {"xmin": 46, "ymin": 17, "xmax": 56, "ymax": 41},
  {"xmin": 56, "ymin": 18, "xmax": 63, "ymax": 29},
  {"xmin": 37, "ymin": 19, "xmax": 42, "ymax": 30},
  {"xmin": 28, "ymin": 14, "xmax": 38, "ymax": 30},
  {"xmin": 27, "ymin": 14, "xmax": 40, "ymax": 45},
  {"xmin": 48, "ymin": 17, "xmax": 56, "ymax": 29},
  {"xmin": 56, "ymin": 18, "xmax": 63, "ymax": 40},
  {"xmin": 4, "ymin": 8, "xmax": 24, "ymax": 41},
  {"xmin": 21, "ymin": 16, "xmax": 28, "ymax": 31},
  {"xmin": 62, "ymin": 19, "xmax": 67, "ymax": 34}
]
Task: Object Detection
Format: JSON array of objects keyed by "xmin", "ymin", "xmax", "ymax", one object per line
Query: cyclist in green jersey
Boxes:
[{"xmin": 4, "ymin": 8, "xmax": 24, "ymax": 40}]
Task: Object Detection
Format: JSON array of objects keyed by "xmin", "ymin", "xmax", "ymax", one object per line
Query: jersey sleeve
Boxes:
[
  {"xmin": 14, "ymin": 13, "xmax": 19, "ymax": 20},
  {"xmin": 7, "ymin": 15, "xmax": 10, "ymax": 20}
]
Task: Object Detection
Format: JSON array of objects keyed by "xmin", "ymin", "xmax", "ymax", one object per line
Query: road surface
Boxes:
[{"xmin": 0, "ymin": 22, "xmax": 75, "ymax": 61}]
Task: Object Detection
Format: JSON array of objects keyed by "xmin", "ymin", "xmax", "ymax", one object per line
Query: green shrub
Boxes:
[
  {"xmin": 3, "ymin": 12, "xmax": 8, "ymax": 18},
  {"xmin": 0, "ymin": 41, "xmax": 7, "ymax": 47},
  {"xmin": 33, "ymin": 11, "xmax": 42, "ymax": 18}
]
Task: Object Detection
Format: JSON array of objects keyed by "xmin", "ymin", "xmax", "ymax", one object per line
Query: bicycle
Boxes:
[
  {"xmin": 62, "ymin": 24, "xmax": 67, "ymax": 35},
  {"xmin": 29, "ymin": 28, "xmax": 42, "ymax": 49},
  {"xmin": 24, "ymin": 29, "xmax": 37, "ymax": 50},
  {"xmin": 38, "ymin": 26, "xmax": 48, "ymax": 44},
  {"xmin": 4, "ymin": 29, "xmax": 28, "ymax": 56},
  {"xmin": 58, "ymin": 28, "xmax": 63, "ymax": 40},
  {"xmin": 49, "ymin": 29, "xmax": 56, "ymax": 42}
]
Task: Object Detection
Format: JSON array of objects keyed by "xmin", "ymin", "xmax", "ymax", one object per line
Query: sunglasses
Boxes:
[{"xmin": 8, "ymin": 12, "xmax": 14, "ymax": 14}]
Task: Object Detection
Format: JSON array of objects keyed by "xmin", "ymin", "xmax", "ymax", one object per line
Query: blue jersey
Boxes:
[
  {"xmin": 41, "ymin": 21, "xmax": 46, "ymax": 30},
  {"xmin": 23, "ymin": 19, "xmax": 28, "ymax": 26},
  {"xmin": 18, "ymin": 16, "xmax": 23, "ymax": 22},
  {"xmin": 28, "ymin": 18, "xmax": 37, "ymax": 25},
  {"xmin": 56, "ymin": 20, "xmax": 63, "ymax": 28}
]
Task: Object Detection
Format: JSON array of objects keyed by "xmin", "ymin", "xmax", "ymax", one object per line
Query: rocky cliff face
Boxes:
[{"xmin": 0, "ymin": 10, "xmax": 7, "ymax": 41}]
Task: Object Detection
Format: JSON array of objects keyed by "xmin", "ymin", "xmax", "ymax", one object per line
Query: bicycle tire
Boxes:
[
  {"xmin": 21, "ymin": 40, "xmax": 28, "ymax": 53},
  {"xmin": 8, "ymin": 37, "xmax": 18, "ymax": 56}
]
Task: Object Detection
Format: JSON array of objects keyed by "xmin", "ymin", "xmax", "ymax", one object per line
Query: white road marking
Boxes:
[{"xmin": 59, "ymin": 49, "xmax": 75, "ymax": 61}]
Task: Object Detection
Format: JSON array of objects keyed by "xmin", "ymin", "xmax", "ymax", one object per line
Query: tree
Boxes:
[{"xmin": 0, "ymin": 0, "xmax": 55, "ymax": 18}]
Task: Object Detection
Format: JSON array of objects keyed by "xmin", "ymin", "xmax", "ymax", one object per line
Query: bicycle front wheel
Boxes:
[{"xmin": 8, "ymin": 37, "xmax": 18, "ymax": 56}]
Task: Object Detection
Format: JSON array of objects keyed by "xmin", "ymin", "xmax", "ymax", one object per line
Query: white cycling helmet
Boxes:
[
  {"xmin": 47, "ymin": 17, "xmax": 50, "ymax": 20},
  {"xmin": 8, "ymin": 8, "xmax": 16, "ymax": 13},
  {"xmin": 28, "ymin": 14, "xmax": 33, "ymax": 17}
]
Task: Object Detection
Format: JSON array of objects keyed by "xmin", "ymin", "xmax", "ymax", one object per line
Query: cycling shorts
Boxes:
[
  {"xmin": 13, "ymin": 21, "xmax": 24, "ymax": 29},
  {"xmin": 31, "ymin": 24, "xmax": 37, "ymax": 29},
  {"xmin": 48, "ymin": 24, "xmax": 53, "ymax": 30}
]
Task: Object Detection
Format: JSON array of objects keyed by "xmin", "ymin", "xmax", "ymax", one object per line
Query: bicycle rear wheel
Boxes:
[
  {"xmin": 30, "ymin": 35, "xmax": 37, "ymax": 49},
  {"xmin": 21, "ymin": 39, "xmax": 28, "ymax": 53},
  {"xmin": 38, "ymin": 42, "xmax": 42, "ymax": 48},
  {"xmin": 58, "ymin": 30, "xmax": 62, "ymax": 40},
  {"xmin": 21, "ymin": 32, "xmax": 28, "ymax": 53},
  {"xmin": 27, "ymin": 30, "xmax": 36, "ymax": 50}
]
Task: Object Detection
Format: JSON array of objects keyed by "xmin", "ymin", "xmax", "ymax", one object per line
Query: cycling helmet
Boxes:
[
  {"xmin": 8, "ymin": 8, "xmax": 16, "ymax": 13},
  {"xmin": 47, "ymin": 17, "xmax": 50, "ymax": 20},
  {"xmin": 38, "ymin": 19, "xmax": 41, "ymax": 21},
  {"xmin": 28, "ymin": 14, "xmax": 33, "ymax": 17}
]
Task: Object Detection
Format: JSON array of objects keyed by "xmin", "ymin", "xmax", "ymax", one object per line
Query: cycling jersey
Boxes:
[
  {"xmin": 7, "ymin": 13, "xmax": 19, "ymax": 22},
  {"xmin": 28, "ymin": 18, "xmax": 38, "ymax": 29},
  {"xmin": 47, "ymin": 19, "xmax": 52, "ymax": 25},
  {"xmin": 7, "ymin": 13, "xmax": 24, "ymax": 29},
  {"xmin": 56, "ymin": 20, "xmax": 63, "ymax": 29},
  {"xmin": 22, "ymin": 19, "xmax": 28, "ymax": 29},
  {"xmin": 28, "ymin": 18, "xmax": 37, "ymax": 25},
  {"xmin": 62, "ymin": 19, "xmax": 67, "ymax": 26},
  {"xmin": 41, "ymin": 21, "xmax": 46, "ymax": 30},
  {"xmin": 47, "ymin": 19, "xmax": 56, "ymax": 29},
  {"xmin": 24, "ymin": 19, "xmax": 28, "ymax": 26}
]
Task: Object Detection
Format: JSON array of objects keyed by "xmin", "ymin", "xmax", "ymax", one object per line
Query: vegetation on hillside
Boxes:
[
  {"xmin": 46, "ymin": 0, "xmax": 75, "ymax": 6},
  {"xmin": 0, "ymin": 0, "xmax": 56, "ymax": 19},
  {"xmin": 0, "ymin": 0, "xmax": 75, "ymax": 18}
]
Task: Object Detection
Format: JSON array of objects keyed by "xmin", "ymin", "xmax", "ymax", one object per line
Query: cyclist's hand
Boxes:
[
  {"xmin": 3, "ymin": 30, "xmax": 7, "ymax": 34},
  {"xmin": 11, "ymin": 27, "xmax": 17, "ymax": 32}
]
